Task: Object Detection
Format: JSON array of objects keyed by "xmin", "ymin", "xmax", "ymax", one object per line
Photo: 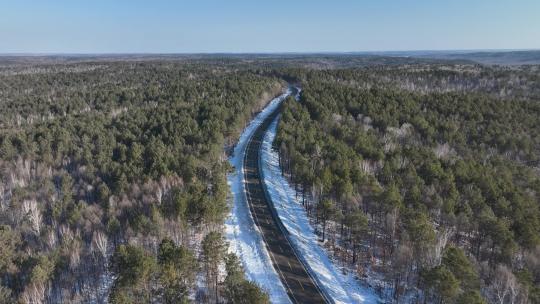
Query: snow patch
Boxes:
[
  {"xmin": 260, "ymin": 117, "xmax": 381, "ymax": 304},
  {"xmin": 225, "ymin": 90, "xmax": 292, "ymax": 304}
]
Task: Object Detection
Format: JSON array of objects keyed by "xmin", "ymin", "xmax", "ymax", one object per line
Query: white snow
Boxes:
[
  {"xmin": 224, "ymin": 89, "xmax": 292, "ymax": 304},
  {"xmin": 260, "ymin": 117, "xmax": 381, "ymax": 304}
]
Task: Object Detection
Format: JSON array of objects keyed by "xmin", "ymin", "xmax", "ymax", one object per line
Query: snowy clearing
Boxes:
[
  {"xmin": 260, "ymin": 117, "xmax": 381, "ymax": 304},
  {"xmin": 224, "ymin": 89, "xmax": 292, "ymax": 304}
]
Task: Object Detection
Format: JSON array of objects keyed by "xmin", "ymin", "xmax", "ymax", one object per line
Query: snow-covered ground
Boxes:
[
  {"xmin": 224, "ymin": 89, "xmax": 292, "ymax": 304},
  {"xmin": 260, "ymin": 117, "xmax": 381, "ymax": 304}
]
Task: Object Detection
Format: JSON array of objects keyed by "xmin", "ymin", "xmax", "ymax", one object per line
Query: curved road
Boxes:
[{"xmin": 243, "ymin": 89, "xmax": 328, "ymax": 304}]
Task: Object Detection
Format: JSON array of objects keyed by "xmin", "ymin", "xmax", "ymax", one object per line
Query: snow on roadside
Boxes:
[
  {"xmin": 224, "ymin": 89, "xmax": 292, "ymax": 304},
  {"xmin": 261, "ymin": 117, "xmax": 381, "ymax": 304}
]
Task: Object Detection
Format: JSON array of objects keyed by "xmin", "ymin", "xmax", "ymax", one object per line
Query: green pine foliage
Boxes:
[
  {"xmin": 0, "ymin": 60, "xmax": 281, "ymax": 302},
  {"xmin": 275, "ymin": 65, "xmax": 540, "ymax": 303}
]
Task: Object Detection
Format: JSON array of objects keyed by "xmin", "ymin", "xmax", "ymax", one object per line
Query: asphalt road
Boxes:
[{"xmin": 243, "ymin": 96, "xmax": 328, "ymax": 304}]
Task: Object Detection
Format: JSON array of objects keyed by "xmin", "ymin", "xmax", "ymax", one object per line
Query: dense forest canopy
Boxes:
[
  {"xmin": 0, "ymin": 60, "xmax": 283, "ymax": 303},
  {"xmin": 275, "ymin": 64, "xmax": 540, "ymax": 303},
  {"xmin": 0, "ymin": 55, "xmax": 539, "ymax": 303}
]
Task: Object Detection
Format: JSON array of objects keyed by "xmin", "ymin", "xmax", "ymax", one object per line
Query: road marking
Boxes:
[
  {"xmin": 240, "ymin": 92, "xmax": 330, "ymax": 304},
  {"xmin": 241, "ymin": 109, "xmax": 300, "ymax": 304}
]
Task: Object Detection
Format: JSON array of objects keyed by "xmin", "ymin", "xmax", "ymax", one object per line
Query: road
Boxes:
[{"xmin": 243, "ymin": 90, "xmax": 328, "ymax": 304}]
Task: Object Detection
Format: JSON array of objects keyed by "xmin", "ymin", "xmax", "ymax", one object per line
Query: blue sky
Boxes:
[{"xmin": 1, "ymin": 0, "xmax": 539, "ymax": 53}]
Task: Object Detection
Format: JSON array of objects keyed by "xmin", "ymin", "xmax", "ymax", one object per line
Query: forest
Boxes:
[
  {"xmin": 0, "ymin": 56, "xmax": 539, "ymax": 303},
  {"xmin": 275, "ymin": 64, "xmax": 540, "ymax": 303},
  {"xmin": 0, "ymin": 60, "xmax": 281, "ymax": 303}
]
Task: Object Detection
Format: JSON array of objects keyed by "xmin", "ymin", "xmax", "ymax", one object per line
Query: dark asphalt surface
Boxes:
[{"xmin": 243, "ymin": 97, "xmax": 328, "ymax": 304}]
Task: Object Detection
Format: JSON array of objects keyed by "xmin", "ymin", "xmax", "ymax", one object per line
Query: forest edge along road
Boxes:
[{"xmin": 242, "ymin": 87, "xmax": 330, "ymax": 304}]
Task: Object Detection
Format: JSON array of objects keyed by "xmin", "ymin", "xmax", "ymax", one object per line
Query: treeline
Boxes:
[
  {"xmin": 279, "ymin": 64, "xmax": 540, "ymax": 100},
  {"xmin": 0, "ymin": 61, "xmax": 281, "ymax": 303},
  {"xmin": 109, "ymin": 233, "xmax": 268, "ymax": 303},
  {"xmin": 276, "ymin": 67, "xmax": 540, "ymax": 303}
]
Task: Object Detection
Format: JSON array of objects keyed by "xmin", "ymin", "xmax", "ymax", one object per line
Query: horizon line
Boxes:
[{"xmin": 1, "ymin": 48, "xmax": 539, "ymax": 57}]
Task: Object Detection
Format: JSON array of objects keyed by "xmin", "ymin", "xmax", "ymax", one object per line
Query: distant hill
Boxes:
[
  {"xmin": 0, "ymin": 53, "xmax": 469, "ymax": 70},
  {"xmin": 367, "ymin": 50, "xmax": 540, "ymax": 65},
  {"xmin": 423, "ymin": 50, "xmax": 540, "ymax": 65},
  {"xmin": 1, "ymin": 50, "xmax": 538, "ymax": 67}
]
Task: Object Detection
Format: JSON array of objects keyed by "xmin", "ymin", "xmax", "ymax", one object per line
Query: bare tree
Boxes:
[
  {"xmin": 45, "ymin": 229, "xmax": 57, "ymax": 249},
  {"xmin": 429, "ymin": 227, "xmax": 454, "ymax": 266},
  {"xmin": 487, "ymin": 264, "xmax": 520, "ymax": 304},
  {"xmin": 91, "ymin": 231, "xmax": 108, "ymax": 259},
  {"xmin": 0, "ymin": 184, "xmax": 7, "ymax": 212},
  {"xmin": 22, "ymin": 199, "xmax": 42, "ymax": 235},
  {"xmin": 20, "ymin": 282, "xmax": 46, "ymax": 304},
  {"xmin": 68, "ymin": 239, "xmax": 82, "ymax": 270}
]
